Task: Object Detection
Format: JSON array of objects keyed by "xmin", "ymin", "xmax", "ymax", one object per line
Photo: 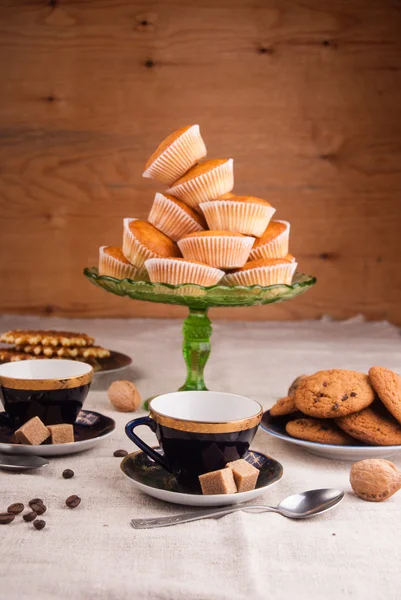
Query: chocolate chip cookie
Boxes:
[
  {"xmin": 336, "ymin": 406, "xmax": 401, "ymax": 446},
  {"xmin": 286, "ymin": 417, "xmax": 354, "ymax": 445},
  {"xmin": 270, "ymin": 396, "xmax": 296, "ymax": 417},
  {"xmin": 369, "ymin": 366, "xmax": 401, "ymax": 424},
  {"xmin": 288, "ymin": 375, "xmax": 308, "ymax": 397},
  {"xmin": 294, "ymin": 369, "xmax": 375, "ymax": 418}
]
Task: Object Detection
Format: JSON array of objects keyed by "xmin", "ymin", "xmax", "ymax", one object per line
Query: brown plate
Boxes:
[
  {"xmin": 0, "ymin": 348, "xmax": 132, "ymax": 376},
  {"xmin": 92, "ymin": 350, "xmax": 132, "ymax": 375}
]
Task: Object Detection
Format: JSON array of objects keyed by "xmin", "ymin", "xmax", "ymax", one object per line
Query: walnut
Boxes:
[
  {"xmin": 350, "ymin": 459, "xmax": 401, "ymax": 502},
  {"xmin": 107, "ymin": 380, "xmax": 141, "ymax": 412}
]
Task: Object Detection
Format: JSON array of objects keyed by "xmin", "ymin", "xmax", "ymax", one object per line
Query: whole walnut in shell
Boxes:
[
  {"xmin": 350, "ymin": 459, "xmax": 401, "ymax": 502},
  {"xmin": 108, "ymin": 380, "xmax": 141, "ymax": 412}
]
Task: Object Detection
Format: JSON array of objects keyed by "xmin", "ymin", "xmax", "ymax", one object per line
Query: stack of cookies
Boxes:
[
  {"xmin": 0, "ymin": 330, "xmax": 110, "ymax": 367},
  {"xmin": 99, "ymin": 125, "xmax": 297, "ymax": 288},
  {"xmin": 270, "ymin": 367, "xmax": 401, "ymax": 446}
]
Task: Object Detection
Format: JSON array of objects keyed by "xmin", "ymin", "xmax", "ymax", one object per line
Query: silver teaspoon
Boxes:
[
  {"xmin": 131, "ymin": 488, "xmax": 344, "ymax": 529},
  {"xmin": 0, "ymin": 453, "xmax": 49, "ymax": 471}
]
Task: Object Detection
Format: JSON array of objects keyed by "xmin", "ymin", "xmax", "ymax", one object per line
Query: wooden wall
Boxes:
[{"xmin": 1, "ymin": 0, "xmax": 401, "ymax": 322}]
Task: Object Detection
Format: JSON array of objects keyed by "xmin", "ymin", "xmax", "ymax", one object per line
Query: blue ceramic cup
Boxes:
[
  {"xmin": 0, "ymin": 359, "xmax": 93, "ymax": 429},
  {"xmin": 125, "ymin": 391, "xmax": 263, "ymax": 481}
]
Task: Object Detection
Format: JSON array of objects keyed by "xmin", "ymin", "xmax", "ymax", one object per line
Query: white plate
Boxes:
[
  {"xmin": 120, "ymin": 448, "xmax": 283, "ymax": 507},
  {"xmin": 261, "ymin": 411, "xmax": 401, "ymax": 461},
  {"xmin": 0, "ymin": 410, "xmax": 115, "ymax": 457}
]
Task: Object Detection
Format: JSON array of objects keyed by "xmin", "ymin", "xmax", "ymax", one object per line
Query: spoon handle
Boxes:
[{"xmin": 131, "ymin": 504, "xmax": 274, "ymax": 529}]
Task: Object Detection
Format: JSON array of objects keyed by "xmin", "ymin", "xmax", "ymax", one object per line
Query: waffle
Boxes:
[
  {"xmin": 15, "ymin": 345, "xmax": 110, "ymax": 359},
  {"xmin": 0, "ymin": 349, "xmax": 40, "ymax": 362},
  {"xmin": 0, "ymin": 330, "xmax": 95, "ymax": 347}
]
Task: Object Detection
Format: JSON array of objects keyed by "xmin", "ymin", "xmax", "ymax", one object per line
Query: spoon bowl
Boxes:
[
  {"xmin": 277, "ymin": 488, "xmax": 345, "ymax": 519},
  {"xmin": 0, "ymin": 453, "xmax": 49, "ymax": 471}
]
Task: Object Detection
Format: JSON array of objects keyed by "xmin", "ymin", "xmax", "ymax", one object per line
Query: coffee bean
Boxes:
[
  {"xmin": 66, "ymin": 495, "xmax": 81, "ymax": 509},
  {"xmin": 30, "ymin": 503, "xmax": 46, "ymax": 515},
  {"xmin": 29, "ymin": 498, "xmax": 44, "ymax": 507},
  {"xmin": 62, "ymin": 469, "xmax": 74, "ymax": 479},
  {"xmin": 113, "ymin": 449, "xmax": 128, "ymax": 457},
  {"xmin": 7, "ymin": 503, "xmax": 24, "ymax": 515},
  {"xmin": 33, "ymin": 519, "xmax": 46, "ymax": 530},
  {"xmin": 0, "ymin": 512, "xmax": 15, "ymax": 525},
  {"xmin": 23, "ymin": 511, "xmax": 38, "ymax": 522}
]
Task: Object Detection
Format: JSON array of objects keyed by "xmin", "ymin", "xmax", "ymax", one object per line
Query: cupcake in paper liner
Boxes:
[
  {"xmin": 223, "ymin": 258, "xmax": 297, "ymax": 287},
  {"xmin": 122, "ymin": 218, "xmax": 181, "ymax": 271},
  {"xmin": 218, "ymin": 192, "xmax": 236, "ymax": 199},
  {"xmin": 167, "ymin": 159, "xmax": 234, "ymax": 211},
  {"xmin": 145, "ymin": 257, "xmax": 225, "ymax": 286},
  {"xmin": 142, "ymin": 125, "xmax": 207, "ymax": 186},
  {"xmin": 200, "ymin": 195, "xmax": 276, "ymax": 237},
  {"xmin": 178, "ymin": 231, "xmax": 254, "ymax": 269},
  {"xmin": 285, "ymin": 253, "xmax": 296, "ymax": 262},
  {"xmin": 98, "ymin": 246, "xmax": 140, "ymax": 280},
  {"xmin": 148, "ymin": 193, "xmax": 206, "ymax": 242},
  {"xmin": 249, "ymin": 220, "xmax": 290, "ymax": 260}
]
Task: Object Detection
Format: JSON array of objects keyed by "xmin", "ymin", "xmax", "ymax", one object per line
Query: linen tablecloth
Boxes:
[{"xmin": 1, "ymin": 314, "xmax": 401, "ymax": 600}]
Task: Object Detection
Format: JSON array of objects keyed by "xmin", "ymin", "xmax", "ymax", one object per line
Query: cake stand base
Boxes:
[{"xmin": 143, "ymin": 307, "xmax": 212, "ymax": 410}]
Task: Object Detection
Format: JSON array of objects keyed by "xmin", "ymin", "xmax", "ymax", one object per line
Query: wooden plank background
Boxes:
[{"xmin": 0, "ymin": 0, "xmax": 401, "ymax": 322}]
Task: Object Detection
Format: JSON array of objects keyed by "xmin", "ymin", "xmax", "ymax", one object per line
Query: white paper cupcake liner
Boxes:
[
  {"xmin": 148, "ymin": 193, "xmax": 205, "ymax": 242},
  {"xmin": 200, "ymin": 200, "xmax": 276, "ymax": 237},
  {"xmin": 145, "ymin": 258, "xmax": 224, "ymax": 286},
  {"xmin": 98, "ymin": 247, "xmax": 140, "ymax": 280},
  {"xmin": 178, "ymin": 234, "xmax": 254, "ymax": 269},
  {"xmin": 224, "ymin": 262, "xmax": 297, "ymax": 287},
  {"xmin": 167, "ymin": 159, "xmax": 234, "ymax": 211},
  {"xmin": 122, "ymin": 218, "xmax": 160, "ymax": 271},
  {"xmin": 142, "ymin": 125, "xmax": 207, "ymax": 185},
  {"xmin": 249, "ymin": 220, "xmax": 290, "ymax": 260}
]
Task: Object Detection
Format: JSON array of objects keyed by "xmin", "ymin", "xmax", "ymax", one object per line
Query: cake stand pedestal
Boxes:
[{"xmin": 84, "ymin": 268, "xmax": 316, "ymax": 402}]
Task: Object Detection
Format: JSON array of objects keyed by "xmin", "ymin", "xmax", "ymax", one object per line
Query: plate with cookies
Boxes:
[
  {"xmin": 262, "ymin": 367, "xmax": 401, "ymax": 461},
  {"xmin": 0, "ymin": 329, "xmax": 132, "ymax": 375}
]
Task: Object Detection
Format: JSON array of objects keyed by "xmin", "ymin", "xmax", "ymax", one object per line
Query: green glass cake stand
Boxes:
[{"xmin": 84, "ymin": 267, "xmax": 316, "ymax": 399}]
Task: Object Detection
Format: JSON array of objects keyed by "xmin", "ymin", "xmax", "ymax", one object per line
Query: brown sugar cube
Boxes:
[
  {"xmin": 226, "ymin": 459, "xmax": 259, "ymax": 492},
  {"xmin": 15, "ymin": 416, "xmax": 50, "ymax": 446},
  {"xmin": 199, "ymin": 468, "xmax": 237, "ymax": 495},
  {"xmin": 47, "ymin": 424, "xmax": 74, "ymax": 444}
]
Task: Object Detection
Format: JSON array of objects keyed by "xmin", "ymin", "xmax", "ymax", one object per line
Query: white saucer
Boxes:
[
  {"xmin": 261, "ymin": 411, "xmax": 401, "ymax": 461},
  {"xmin": 0, "ymin": 410, "xmax": 115, "ymax": 457},
  {"xmin": 120, "ymin": 448, "xmax": 283, "ymax": 507}
]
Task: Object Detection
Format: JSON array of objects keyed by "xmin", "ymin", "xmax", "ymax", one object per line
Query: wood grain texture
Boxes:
[{"xmin": 0, "ymin": 0, "xmax": 401, "ymax": 321}]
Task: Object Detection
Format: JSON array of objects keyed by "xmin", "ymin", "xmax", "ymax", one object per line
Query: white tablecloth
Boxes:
[{"xmin": 1, "ymin": 314, "xmax": 401, "ymax": 600}]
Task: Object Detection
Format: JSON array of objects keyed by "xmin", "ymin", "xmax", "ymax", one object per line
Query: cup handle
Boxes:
[{"xmin": 125, "ymin": 416, "xmax": 170, "ymax": 472}]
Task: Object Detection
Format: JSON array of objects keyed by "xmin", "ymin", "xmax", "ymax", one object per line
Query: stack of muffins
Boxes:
[{"xmin": 99, "ymin": 125, "xmax": 297, "ymax": 287}]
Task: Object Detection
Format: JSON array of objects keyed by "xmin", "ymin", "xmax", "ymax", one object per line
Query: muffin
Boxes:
[
  {"xmin": 167, "ymin": 159, "xmax": 234, "ymax": 211},
  {"xmin": 122, "ymin": 219, "xmax": 181, "ymax": 271},
  {"xmin": 142, "ymin": 125, "xmax": 207, "ymax": 185},
  {"xmin": 223, "ymin": 257, "xmax": 297, "ymax": 287},
  {"xmin": 285, "ymin": 253, "xmax": 296, "ymax": 262},
  {"xmin": 145, "ymin": 257, "xmax": 224, "ymax": 286},
  {"xmin": 218, "ymin": 192, "xmax": 236, "ymax": 199},
  {"xmin": 98, "ymin": 246, "xmax": 139, "ymax": 280},
  {"xmin": 148, "ymin": 193, "xmax": 206, "ymax": 242},
  {"xmin": 200, "ymin": 195, "xmax": 276, "ymax": 237},
  {"xmin": 178, "ymin": 231, "xmax": 254, "ymax": 269},
  {"xmin": 249, "ymin": 220, "xmax": 290, "ymax": 260}
]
